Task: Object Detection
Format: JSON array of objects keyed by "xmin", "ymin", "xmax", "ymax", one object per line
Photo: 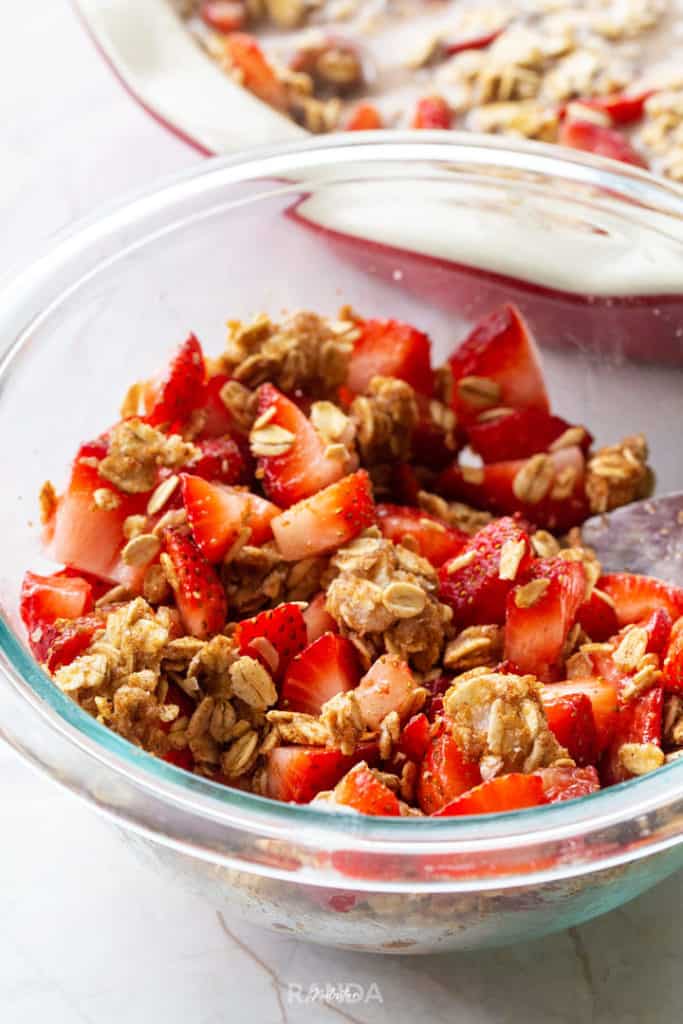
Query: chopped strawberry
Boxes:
[
  {"xmin": 345, "ymin": 103, "xmax": 383, "ymax": 131},
  {"xmin": 181, "ymin": 473, "xmax": 278, "ymax": 562},
  {"xmin": 281, "ymin": 633, "xmax": 360, "ymax": 715},
  {"xmin": 42, "ymin": 615, "xmax": 104, "ymax": 671},
  {"xmin": 542, "ymin": 692, "xmax": 598, "ymax": 766},
  {"xmin": 20, "ymin": 570, "xmax": 94, "ymax": 641},
  {"xmin": 639, "ymin": 607, "xmax": 673, "ymax": 656},
  {"xmin": 559, "ymin": 119, "xmax": 648, "ymax": 169},
  {"xmin": 434, "ymin": 773, "xmax": 546, "ymax": 816},
  {"xmin": 412, "ymin": 95, "xmax": 453, "ymax": 129},
  {"xmin": 144, "ymin": 334, "xmax": 206, "ymax": 429},
  {"xmin": 444, "ymin": 28, "xmax": 501, "ymax": 55},
  {"xmin": 576, "ymin": 588, "xmax": 619, "ymax": 642},
  {"xmin": 355, "ymin": 654, "xmax": 417, "ymax": 730},
  {"xmin": 438, "ymin": 517, "xmax": 533, "ymax": 627},
  {"xmin": 561, "ymin": 90, "xmax": 655, "ymax": 127},
  {"xmin": 417, "ymin": 731, "xmax": 481, "ymax": 814},
  {"xmin": 411, "ymin": 393, "xmax": 463, "ymax": 469},
  {"xmin": 537, "ymin": 765, "xmax": 600, "ymax": 803},
  {"xmin": 162, "ymin": 530, "xmax": 227, "ymax": 639},
  {"xmin": 255, "ymin": 384, "xmax": 345, "ymax": 507},
  {"xmin": 163, "ymin": 747, "xmax": 195, "ymax": 772},
  {"xmin": 224, "ymin": 33, "xmax": 287, "ymax": 110},
  {"xmin": 347, "ymin": 319, "xmax": 433, "ymax": 396},
  {"xmin": 601, "ymin": 686, "xmax": 663, "ymax": 785},
  {"xmin": 197, "ymin": 374, "xmax": 239, "ymax": 439},
  {"xmin": 235, "ymin": 602, "xmax": 308, "ymax": 679},
  {"xmin": 271, "ymin": 469, "xmax": 375, "ymax": 561},
  {"xmin": 542, "ymin": 677, "xmax": 619, "ymax": 754},
  {"xmin": 437, "ymin": 446, "xmax": 589, "ymax": 531},
  {"xmin": 334, "ymin": 763, "xmax": 401, "ymax": 816},
  {"xmin": 397, "ymin": 712, "xmax": 431, "ymax": 763},
  {"xmin": 447, "ymin": 304, "xmax": 549, "ymax": 424},
  {"xmin": 422, "ymin": 674, "xmax": 451, "ymax": 721},
  {"xmin": 266, "ymin": 743, "xmax": 378, "ymax": 803},
  {"xmin": 504, "ymin": 558, "xmax": 586, "ymax": 681},
  {"xmin": 199, "ymin": 1, "xmax": 245, "ymax": 32},
  {"xmin": 302, "ymin": 592, "xmax": 337, "ymax": 643},
  {"xmin": 467, "ymin": 409, "xmax": 591, "ymax": 464},
  {"xmin": 663, "ymin": 618, "xmax": 683, "ymax": 693},
  {"xmin": 186, "ymin": 437, "xmax": 247, "ymax": 486},
  {"xmin": 46, "ymin": 442, "xmax": 147, "ymax": 585},
  {"xmin": 598, "ymin": 573, "xmax": 683, "ymax": 627},
  {"xmin": 376, "ymin": 504, "xmax": 467, "ymax": 567}
]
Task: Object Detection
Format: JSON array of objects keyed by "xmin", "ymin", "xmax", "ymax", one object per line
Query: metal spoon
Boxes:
[{"xmin": 582, "ymin": 492, "xmax": 683, "ymax": 583}]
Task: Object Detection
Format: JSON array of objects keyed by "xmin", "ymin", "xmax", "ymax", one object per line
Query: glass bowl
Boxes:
[{"xmin": 2, "ymin": 134, "xmax": 683, "ymax": 954}]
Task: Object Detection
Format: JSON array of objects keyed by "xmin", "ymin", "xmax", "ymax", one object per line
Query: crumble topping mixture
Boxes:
[{"xmin": 22, "ymin": 301, "xmax": 683, "ymax": 819}]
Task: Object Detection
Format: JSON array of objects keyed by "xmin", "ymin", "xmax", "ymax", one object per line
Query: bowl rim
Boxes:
[{"xmin": 3, "ymin": 131, "xmax": 683, "ymax": 885}]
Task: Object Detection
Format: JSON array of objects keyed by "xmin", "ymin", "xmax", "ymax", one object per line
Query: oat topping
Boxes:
[
  {"xmin": 98, "ymin": 419, "xmax": 197, "ymax": 494},
  {"xmin": 350, "ymin": 376, "xmax": 418, "ymax": 465},
  {"xmin": 585, "ymin": 433, "xmax": 653, "ymax": 514}
]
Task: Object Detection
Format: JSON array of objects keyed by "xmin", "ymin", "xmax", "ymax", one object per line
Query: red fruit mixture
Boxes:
[{"xmin": 22, "ymin": 304, "xmax": 681, "ymax": 818}]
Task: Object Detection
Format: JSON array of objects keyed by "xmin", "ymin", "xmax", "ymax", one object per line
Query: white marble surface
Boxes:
[{"xmin": 1, "ymin": 3, "xmax": 683, "ymax": 1022}]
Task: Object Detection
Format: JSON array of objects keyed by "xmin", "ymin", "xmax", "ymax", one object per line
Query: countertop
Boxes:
[{"xmin": 1, "ymin": 3, "xmax": 682, "ymax": 1021}]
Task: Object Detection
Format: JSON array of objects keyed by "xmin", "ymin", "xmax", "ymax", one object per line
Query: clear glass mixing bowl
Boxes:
[{"xmin": 2, "ymin": 134, "xmax": 683, "ymax": 954}]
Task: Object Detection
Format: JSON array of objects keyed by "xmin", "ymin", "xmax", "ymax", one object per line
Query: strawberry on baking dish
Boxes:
[
  {"xmin": 537, "ymin": 764, "xmax": 600, "ymax": 803},
  {"xmin": 235, "ymin": 602, "xmax": 308, "ymax": 679},
  {"xmin": 271, "ymin": 469, "xmax": 375, "ymax": 560},
  {"xmin": 433, "ymin": 772, "xmax": 547, "ymax": 816},
  {"xmin": 253, "ymin": 384, "xmax": 346, "ymax": 507},
  {"xmin": 265, "ymin": 743, "xmax": 378, "ymax": 803},
  {"xmin": 417, "ymin": 731, "xmax": 481, "ymax": 814},
  {"xmin": 346, "ymin": 319, "xmax": 434, "ymax": 395},
  {"xmin": 542, "ymin": 692, "xmax": 599, "ymax": 766},
  {"xmin": 162, "ymin": 529, "xmax": 227, "ymax": 639},
  {"xmin": 412, "ymin": 95, "xmax": 453, "ymax": 129},
  {"xmin": 181, "ymin": 473, "xmax": 279, "ymax": 563},
  {"xmin": 280, "ymin": 632, "xmax": 360, "ymax": 715},
  {"xmin": 224, "ymin": 33, "xmax": 288, "ymax": 110},
  {"xmin": 504, "ymin": 558, "xmax": 586, "ymax": 681},
  {"xmin": 600, "ymin": 686, "xmax": 664, "ymax": 785},
  {"xmin": 437, "ymin": 445, "xmax": 589, "ymax": 531},
  {"xmin": 663, "ymin": 618, "xmax": 683, "ymax": 693},
  {"xmin": 144, "ymin": 334, "xmax": 206, "ymax": 430},
  {"xmin": 354, "ymin": 654, "xmax": 418, "ymax": 729},
  {"xmin": 45, "ymin": 442, "xmax": 148, "ymax": 586},
  {"xmin": 447, "ymin": 304, "xmax": 549, "ymax": 424},
  {"xmin": 334, "ymin": 762, "xmax": 401, "ymax": 816},
  {"xmin": 438, "ymin": 516, "xmax": 533, "ymax": 626},
  {"xmin": 597, "ymin": 573, "xmax": 683, "ymax": 627},
  {"xmin": 376, "ymin": 504, "xmax": 468, "ymax": 567},
  {"xmin": 467, "ymin": 408, "xmax": 592, "ymax": 464},
  {"xmin": 558, "ymin": 119, "xmax": 648, "ymax": 168},
  {"xmin": 541, "ymin": 677, "xmax": 619, "ymax": 755}
]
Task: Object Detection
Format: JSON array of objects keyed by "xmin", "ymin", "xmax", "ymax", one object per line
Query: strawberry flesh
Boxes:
[
  {"xmin": 601, "ymin": 687, "xmax": 664, "ymax": 785},
  {"xmin": 266, "ymin": 743, "xmax": 378, "ymax": 803},
  {"xmin": 412, "ymin": 95, "xmax": 453, "ymax": 129},
  {"xmin": 145, "ymin": 334, "xmax": 206, "ymax": 429},
  {"xmin": 542, "ymin": 677, "xmax": 619, "ymax": 754},
  {"xmin": 271, "ymin": 469, "xmax": 375, "ymax": 561},
  {"xmin": 559, "ymin": 119, "xmax": 648, "ymax": 168},
  {"xmin": 347, "ymin": 319, "xmax": 433, "ymax": 395},
  {"xmin": 162, "ymin": 530, "xmax": 227, "ymax": 639},
  {"xmin": 186, "ymin": 437, "xmax": 247, "ymax": 485},
  {"xmin": 598, "ymin": 573, "xmax": 683, "ymax": 627},
  {"xmin": 467, "ymin": 408, "xmax": 591, "ymax": 464},
  {"xmin": 576, "ymin": 588, "xmax": 619, "ymax": 642},
  {"xmin": 334, "ymin": 763, "xmax": 401, "ymax": 816},
  {"xmin": 417, "ymin": 731, "xmax": 481, "ymax": 814},
  {"xmin": 542, "ymin": 692, "xmax": 599, "ymax": 766},
  {"xmin": 663, "ymin": 618, "xmax": 683, "ymax": 694},
  {"xmin": 397, "ymin": 712, "xmax": 431, "ymax": 763},
  {"xmin": 537, "ymin": 764, "xmax": 600, "ymax": 803},
  {"xmin": 376, "ymin": 503, "xmax": 468, "ymax": 567},
  {"xmin": 235, "ymin": 602, "xmax": 308, "ymax": 680},
  {"xmin": 281, "ymin": 632, "xmax": 360, "ymax": 715},
  {"xmin": 434, "ymin": 773, "xmax": 547, "ymax": 816},
  {"xmin": 181, "ymin": 473, "xmax": 279, "ymax": 563}
]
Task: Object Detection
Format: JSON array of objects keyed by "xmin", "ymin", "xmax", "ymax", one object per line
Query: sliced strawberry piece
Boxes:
[
  {"xmin": 186, "ymin": 437, "xmax": 247, "ymax": 485},
  {"xmin": 444, "ymin": 28, "xmax": 501, "ymax": 55},
  {"xmin": 197, "ymin": 374, "xmax": 239, "ymax": 439},
  {"xmin": 162, "ymin": 530, "xmax": 227, "ymax": 639},
  {"xmin": 412, "ymin": 95, "xmax": 453, "ymax": 129},
  {"xmin": 271, "ymin": 469, "xmax": 375, "ymax": 561},
  {"xmin": 561, "ymin": 90, "xmax": 655, "ymax": 126},
  {"xmin": 225, "ymin": 33, "xmax": 288, "ymax": 110},
  {"xmin": 199, "ymin": 1, "xmax": 245, "ymax": 32},
  {"xmin": 542, "ymin": 677, "xmax": 619, "ymax": 754},
  {"xmin": 639, "ymin": 607, "xmax": 673, "ymax": 656},
  {"xmin": 417, "ymin": 731, "xmax": 481, "ymax": 814},
  {"xmin": 601, "ymin": 687, "xmax": 664, "ymax": 785},
  {"xmin": 412, "ymin": 393, "xmax": 463, "ymax": 470},
  {"xmin": 397, "ymin": 712, "xmax": 431, "ymax": 763},
  {"xmin": 42, "ymin": 615, "xmax": 104, "ymax": 671},
  {"xmin": 302, "ymin": 591, "xmax": 337, "ymax": 644},
  {"xmin": 181, "ymin": 473, "xmax": 279, "ymax": 562},
  {"xmin": 47, "ymin": 443, "xmax": 148, "ymax": 585},
  {"xmin": 434, "ymin": 773, "xmax": 546, "ymax": 816},
  {"xmin": 376, "ymin": 504, "xmax": 467, "ymax": 567},
  {"xmin": 438, "ymin": 517, "xmax": 533, "ymax": 627},
  {"xmin": 334, "ymin": 763, "xmax": 401, "ymax": 816},
  {"xmin": 235, "ymin": 602, "xmax": 308, "ymax": 679},
  {"xmin": 144, "ymin": 334, "xmax": 206, "ymax": 429},
  {"xmin": 537, "ymin": 765, "xmax": 600, "ymax": 803},
  {"xmin": 663, "ymin": 618, "xmax": 683, "ymax": 694},
  {"xmin": 355, "ymin": 654, "xmax": 417, "ymax": 730},
  {"xmin": 347, "ymin": 319, "xmax": 433, "ymax": 395},
  {"xmin": 447, "ymin": 304, "xmax": 549, "ymax": 424},
  {"xmin": 437, "ymin": 446, "xmax": 589, "ymax": 531},
  {"xmin": 266, "ymin": 743, "xmax": 378, "ymax": 803},
  {"xmin": 577, "ymin": 588, "xmax": 619, "ymax": 642},
  {"xmin": 542, "ymin": 692, "xmax": 598, "ymax": 766},
  {"xmin": 281, "ymin": 633, "xmax": 360, "ymax": 715},
  {"xmin": 345, "ymin": 103, "xmax": 383, "ymax": 131},
  {"xmin": 598, "ymin": 573, "xmax": 683, "ymax": 627},
  {"xmin": 254, "ymin": 384, "xmax": 345, "ymax": 507},
  {"xmin": 559, "ymin": 119, "xmax": 648, "ymax": 168},
  {"xmin": 504, "ymin": 558, "xmax": 586, "ymax": 681},
  {"xmin": 21, "ymin": 570, "xmax": 93, "ymax": 638},
  {"xmin": 467, "ymin": 409, "xmax": 591, "ymax": 464},
  {"xmin": 163, "ymin": 747, "xmax": 196, "ymax": 772}
]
